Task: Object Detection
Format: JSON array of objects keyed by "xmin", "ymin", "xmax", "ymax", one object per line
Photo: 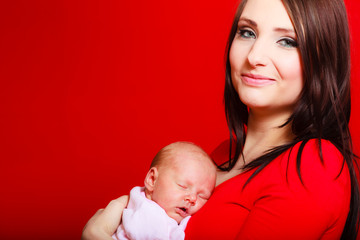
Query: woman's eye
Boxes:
[
  {"xmin": 277, "ymin": 38, "xmax": 298, "ymax": 48},
  {"xmin": 238, "ymin": 29, "xmax": 256, "ymax": 39}
]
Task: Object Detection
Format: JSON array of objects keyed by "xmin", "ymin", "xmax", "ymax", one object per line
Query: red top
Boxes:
[{"xmin": 185, "ymin": 139, "xmax": 351, "ymax": 239}]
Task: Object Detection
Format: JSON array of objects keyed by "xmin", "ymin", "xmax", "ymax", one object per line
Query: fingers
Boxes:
[
  {"xmin": 101, "ymin": 195, "xmax": 129, "ymax": 233},
  {"xmin": 81, "ymin": 195, "xmax": 129, "ymax": 240},
  {"xmin": 82, "ymin": 209, "xmax": 106, "ymax": 240},
  {"xmin": 105, "ymin": 196, "xmax": 129, "ymax": 214}
]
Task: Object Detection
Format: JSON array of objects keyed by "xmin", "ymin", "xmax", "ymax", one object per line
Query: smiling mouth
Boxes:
[{"xmin": 241, "ymin": 73, "xmax": 275, "ymax": 87}]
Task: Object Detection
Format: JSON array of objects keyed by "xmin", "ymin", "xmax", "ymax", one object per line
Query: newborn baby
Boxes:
[{"xmin": 112, "ymin": 141, "xmax": 217, "ymax": 240}]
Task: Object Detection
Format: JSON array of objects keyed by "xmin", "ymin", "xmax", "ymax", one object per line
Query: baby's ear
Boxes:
[{"xmin": 144, "ymin": 167, "xmax": 158, "ymax": 193}]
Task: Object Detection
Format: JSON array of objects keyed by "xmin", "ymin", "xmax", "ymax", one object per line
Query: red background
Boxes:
[{"xmin": 0, "ymin": 0, "xmax": 359, "ymax": 239}]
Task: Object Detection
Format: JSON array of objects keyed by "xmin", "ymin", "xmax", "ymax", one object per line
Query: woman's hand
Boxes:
[{"xmin": 82, "ymin": 195, "xmax": 129, "ymax": 240}]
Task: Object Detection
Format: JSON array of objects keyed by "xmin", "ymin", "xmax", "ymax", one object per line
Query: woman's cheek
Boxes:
[{"xmin": 277, "ymin": 52, "xmax": 303, "ymax": 84}]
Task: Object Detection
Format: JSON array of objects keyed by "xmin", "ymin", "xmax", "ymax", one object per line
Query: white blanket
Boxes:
[{"xmin": 112, "ymin": 186, "xmax": 190, "ymax": 240}]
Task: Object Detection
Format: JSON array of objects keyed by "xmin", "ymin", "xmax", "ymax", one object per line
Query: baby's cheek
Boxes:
[{"xmin": 194, "ymin": 199, "xmax": 208, "ymax": 212}]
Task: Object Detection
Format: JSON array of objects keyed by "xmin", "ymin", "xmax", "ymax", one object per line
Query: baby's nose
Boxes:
[{"xmin": 186, "ymin": 193, "xmax": 197, "ymax": 204}]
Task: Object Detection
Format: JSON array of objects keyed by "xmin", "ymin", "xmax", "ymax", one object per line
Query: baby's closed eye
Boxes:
[
  {"xmin": 198, "ymin": 194, "xmax": 210, "ymax": 200},
  {"xmin": 177, "ymin": 183, "xmax": 188, "ymax": 189}
]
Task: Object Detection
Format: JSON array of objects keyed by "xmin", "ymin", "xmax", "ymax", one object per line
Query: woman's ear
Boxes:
[{"xmin": 144, "ymin": 167, "xmax": 158, "ymax": 193}]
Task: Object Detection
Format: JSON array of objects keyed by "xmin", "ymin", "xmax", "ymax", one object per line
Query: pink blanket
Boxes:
[{"xmin": 112, "ymin": 186, "xmax": 190, "ymax": 240}]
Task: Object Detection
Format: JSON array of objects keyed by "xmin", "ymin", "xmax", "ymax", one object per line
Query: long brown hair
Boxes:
[{"xmin": 223, "ymin": 0, "xmax": 359, "ymax": 238}]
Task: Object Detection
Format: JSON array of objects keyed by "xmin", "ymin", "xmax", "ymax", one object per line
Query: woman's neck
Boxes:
[{"xmin": 236, "ymin": 109, "xmax": 295, "ymax": 168}]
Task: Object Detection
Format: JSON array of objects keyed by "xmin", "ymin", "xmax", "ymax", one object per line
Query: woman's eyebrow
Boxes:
[
  {"xmin": 273, "ymin": 27, "xmax": 295, "ymax": 35},
  {"xmin": 239, "ymin": 17, "xmax": 295, "ymax": 35},
  {"xmin": 238, "ymin": 17, "xmax": 257, "ymax": 27}
]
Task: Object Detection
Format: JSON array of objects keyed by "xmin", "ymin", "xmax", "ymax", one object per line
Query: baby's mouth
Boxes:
[{"xmin": 176, "ymin": 207, "xmax": 188, "ymax": 218}]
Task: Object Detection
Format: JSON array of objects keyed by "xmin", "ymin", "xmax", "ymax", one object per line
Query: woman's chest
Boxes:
[{"xmin": 185, "ymin": 171, "xmax": 261, "ymax": 239}]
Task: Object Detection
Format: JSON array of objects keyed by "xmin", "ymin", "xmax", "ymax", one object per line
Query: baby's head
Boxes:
[{"xmin": 144, "ymin": 141, "xmax": 216, "ymax": 224}]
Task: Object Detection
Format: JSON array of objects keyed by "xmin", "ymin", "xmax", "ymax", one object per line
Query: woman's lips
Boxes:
[{"xmin": 241, "ymin": 73, "xmax": 276, "ymax": 87}]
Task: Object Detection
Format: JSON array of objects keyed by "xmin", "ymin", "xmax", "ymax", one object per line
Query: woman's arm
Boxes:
[{"xmin": 82, "ymin": 195, "xmax": 129, "ymax": 240}]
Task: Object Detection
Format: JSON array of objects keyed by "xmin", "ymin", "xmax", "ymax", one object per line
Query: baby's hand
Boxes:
[{"xmin": 82, "ymin": 195, "xmax": 129, "ymax": 240}]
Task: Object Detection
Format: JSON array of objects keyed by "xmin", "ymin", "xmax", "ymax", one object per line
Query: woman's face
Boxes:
[{"xmin": 230, "ymin": 0, "xmax": 303, "ymax": 116}]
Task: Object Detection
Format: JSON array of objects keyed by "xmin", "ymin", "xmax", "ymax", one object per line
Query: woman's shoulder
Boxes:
[
  {"xmin": 209, "ymin": 139, "xmax": 234, "ymax": 167},
  {"xmin": 210, "ymin": 138, "xmax": 350, "ymax": 188},
  {"xmin": 282, "ymin": 139, "xmax": 351, "ymax": 227},
  {"xmin": 210, "ymin": 138, "xmax": 344, "ymax": 168},
  {"xmin": 286, "ymin": 139, "xmax": 345, "ymax": 175},
  {"xmin": 291, "ymin": 138, "xmax": 342, "ymax": 157},
  {"xmin": 279, "ymin": 139, "xmax": 350, "ymax": 195}
]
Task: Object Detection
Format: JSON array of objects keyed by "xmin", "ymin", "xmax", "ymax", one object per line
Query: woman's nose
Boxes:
[{"xmin": 247, "ymin": 39, "xmax": 269, "ymax": 67}]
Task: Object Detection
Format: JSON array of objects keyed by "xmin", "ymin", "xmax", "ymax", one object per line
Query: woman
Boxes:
[{"xmin": 82, "ymin": 0, "xmax": 360, "ymax": 239}]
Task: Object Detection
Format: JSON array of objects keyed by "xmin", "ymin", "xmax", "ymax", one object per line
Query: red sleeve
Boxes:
[{"xmin": 235, "ymin": 140, "xmax": 351, "ymax": 239}]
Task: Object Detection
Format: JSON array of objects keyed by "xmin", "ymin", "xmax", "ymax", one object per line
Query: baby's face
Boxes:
[{"xmin": 150, "ymin": 152, "xmax": 216, "ymax": 224}]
